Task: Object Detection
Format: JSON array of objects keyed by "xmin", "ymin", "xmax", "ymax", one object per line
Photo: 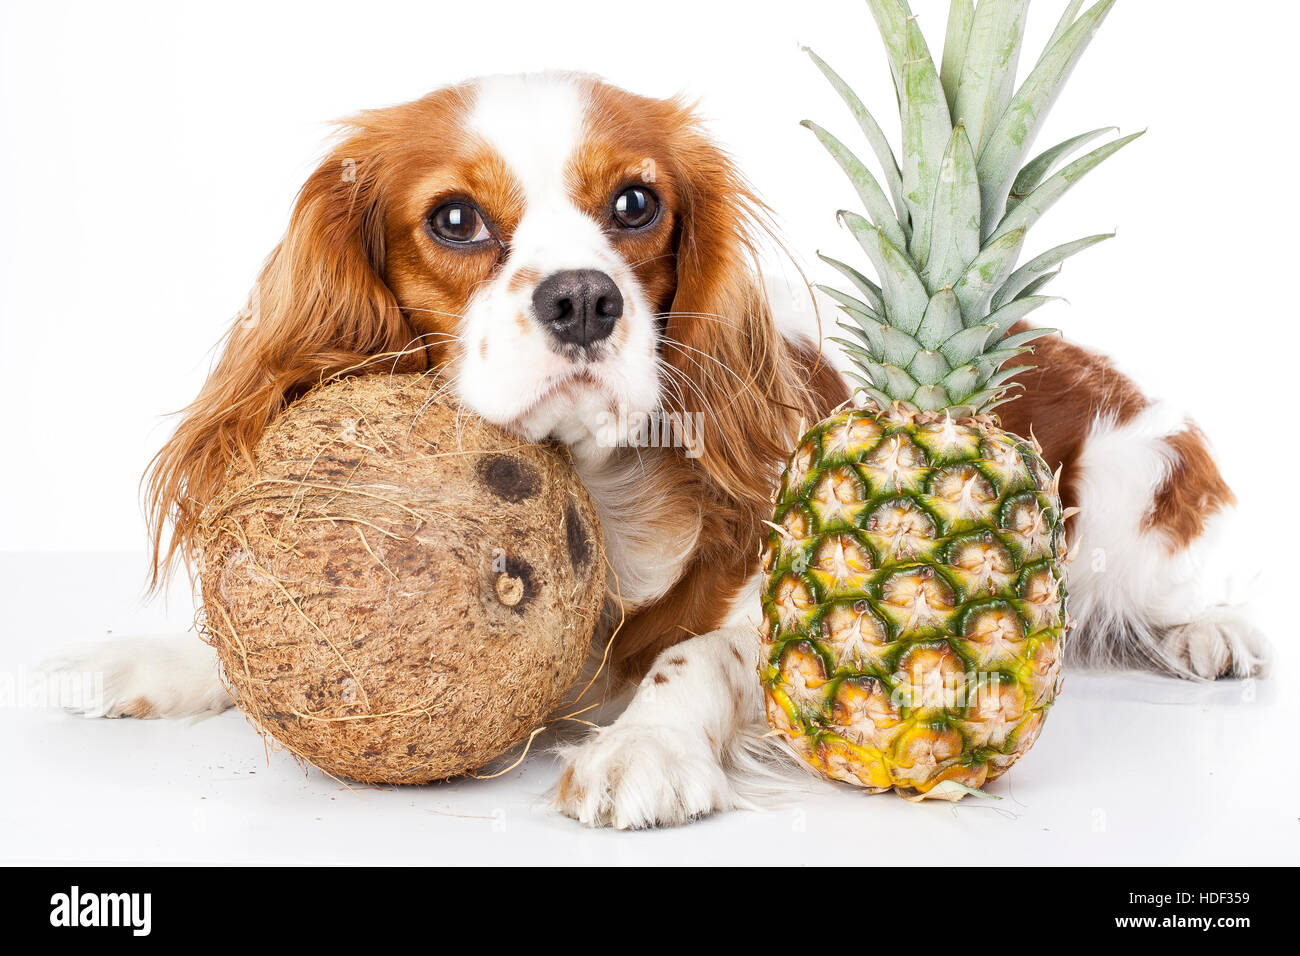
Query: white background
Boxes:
[{"xmin": 1, "ymin": 0, "xmax": 1297, "ymax": 864}]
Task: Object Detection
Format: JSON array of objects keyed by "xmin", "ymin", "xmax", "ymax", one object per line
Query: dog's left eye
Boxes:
[
  {"xmin": 612, "ymin": 186, "xmax": 658, "ymax": 229},
  {"xmin": 428, "ymin": 201, "xmax": 491, "ymax": 244}
]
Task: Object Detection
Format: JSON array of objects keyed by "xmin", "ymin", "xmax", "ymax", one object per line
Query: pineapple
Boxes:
[{"xmin": 760, "ymin": 0, "xmax": 1138, "ymax": 800}]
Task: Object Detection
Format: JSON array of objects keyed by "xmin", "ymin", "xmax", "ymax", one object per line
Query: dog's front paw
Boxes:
[
  {"xmin": 38, "ymin": 637, "xmax": 230, "ymax": 719},
  {"xmin": 554, "ymin": 723, "xmax": 730, "ymax": 829},
  {"xmin": 1161, "ymin": 606, "xmax": 1270, "ymax": 680}
]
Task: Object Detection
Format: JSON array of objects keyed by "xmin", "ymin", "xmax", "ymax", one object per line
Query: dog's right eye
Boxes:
[{"xmin": 428, "ymin": 201, "xmax": 491, "ymax": 244}]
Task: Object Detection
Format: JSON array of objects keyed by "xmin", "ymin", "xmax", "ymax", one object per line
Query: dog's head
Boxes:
[
  {"xmin": 148, "ymin": 73, "xmax": 838, "ymax": 582},
  {"xmin": 258, "ymin": 73, "xmax": 773, "ymax": 449},
  {"xmin": 381, "ymin": 75, "xmax": 729, "ymax": 451}
]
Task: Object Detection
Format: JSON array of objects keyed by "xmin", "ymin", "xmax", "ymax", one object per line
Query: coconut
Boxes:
[{"xmin": 195, "ymin": 373, "xmax": 605, "ymax": 783}]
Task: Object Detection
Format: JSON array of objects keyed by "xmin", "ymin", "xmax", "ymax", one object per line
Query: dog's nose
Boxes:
[{"xmin": 532, "ymin": 269, "xmax": 623, "ymax": 347}]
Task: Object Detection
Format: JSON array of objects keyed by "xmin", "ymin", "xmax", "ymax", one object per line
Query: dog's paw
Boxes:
[
  {"xmin": 1160, "ymin": 607, "xmax": 1271, "ymax": 680},
  {"xmin": 554, "ymin": 723, "xmax": 731, "ymax": 829},
  {"xmin": 38, "ymin": 636, "xmax": 231, "ymax": 719}
]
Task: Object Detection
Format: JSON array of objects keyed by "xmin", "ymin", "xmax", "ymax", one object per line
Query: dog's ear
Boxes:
[
  {"xmin": 661, "ymin": 112, "xmax": 842, "ymax": 508},
  {"xmin": 606, "ymin": 110, "xmax": 850, "ymax": 680},
  {"xmin": 145, "ymin": 132, "xmax": 413, "ymax": 587}
]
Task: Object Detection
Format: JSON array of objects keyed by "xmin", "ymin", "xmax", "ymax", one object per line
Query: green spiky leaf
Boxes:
[
  {"xmin": 912, "ymin": 384, "xmax": 951, "ymax": 411},
  {"xmin": 952, "ymin": 0, "xmax": 1030, "ymax": 152},
  {"xmin": 953, "ymin": 226, "xmax": 1026, "ymax": 318},
  {"xmin": 993, "ymin": 233, "xmax": 1112, "ymax": 308},
  {"xmin": 1006, "ymin": 128, "xmax": 1116, "ymax": 215},
  {"xmin": 915, "ymin": 288, "xmax": 963, "ymax": 349},
  {"xmin": 840, "ymin": 211, "xmax": 929, "ymax": 335},
  {"xmin": 907, "ymin": 348, "xmax": 951, "ymax": 385},
  {"xmin": 975, "ymin": 0, "xmax": 1119, "ymax": 235},
  {"xmin": 830, "ymin": 335, "xmax": 880, "ymax": 366},
  {"xmin": 850, "ymin": 378, "xmax": 895, "ymax": 409},
  {"xmin": 805, "ymin": 49, "xmax": 909, "ymax": 227},
  {"xmin": 975, "ymin": 346, "xmax": 1031, "ymax": 372},
  {"xmin": 952, "ymin": 387, "xmax": 1008, "ymax": 411},
  {"xmin": 832, "ymin": 322, "xmax": 873, "ymax": 350},
  {"xmin": 819, "ymin": 284, "xmax": 882, "ymax": 323},
  {"xmin": 939, "ymin": 0, "xmax": 974, "ymax": 115},
  {"xmin": 1045, "ymin": 0, "xmax": 1087, "ymax": 52},
  {"xmin": 922, "ymin": 123, "xmax": 981, "ymax": 292},
  {"xmin": 990, "ymin": 131, "xmax": 1143, "ymax": 243},
  {"xmin": 877, "ymin": 325, "xmax": 924, "ymax": 366},
  {"xmin": 999, "ymin": 326, "xmax": 1057, "ymax": 351},
  {"xmin": 985, "ymin": 294, "xmax": 1058, "ymax": 338},
  {"xmin": 834, "ymin": 318, "xmax": 885, "ymax": 355},
  {"xmin": 803, "ymin": 121, "xmax": 909, "ymax": 253},
  {"xmin": 835, "ymin": 324, "xmax": 919, "ymax": 369},
  {"xmin": 832, "ymin": 306, "xmax": 883, "ymax": 340},
  {"xmin": 900, "ymin": 17, "xmax": 952, "ymax": 269},
  {"xmin": 941, "ymin": 363, "xmax": 980, "ymax": 397},
  {"xmin": 817, "ymin": 254, "xmax": 885, "ymax": 314},
  {"xmin": 868, "ymin": 362, "xmax": 921, "ymax": 398},
  {"xmin": 804, "ymin": 0, "xmax": 1135, "ymax": 415},
  {"xmin": 939, "ymin": 323, "xmax": 996, "ymax": 366},
  {"xmin": 981, "ymin": 365, "xmax": 1031, "ymax": 392},
  {"xmin": 864, "ymin": 0, "xmax": 913, "ymax": 95},
  {"xmin": 1013, "ymin": 270, "xmax": 1060, "ymax": 300}
]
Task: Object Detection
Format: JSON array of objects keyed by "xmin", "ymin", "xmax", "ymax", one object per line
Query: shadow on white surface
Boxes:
[{"xmin": 2, "ymin": 551, "xmax": 1293, "ymax": 864}]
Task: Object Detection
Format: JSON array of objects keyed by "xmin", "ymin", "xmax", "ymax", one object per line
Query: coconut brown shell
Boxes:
[{"xmin": 196, "ymin": 373, "xmax": 605, "ymax": 784}]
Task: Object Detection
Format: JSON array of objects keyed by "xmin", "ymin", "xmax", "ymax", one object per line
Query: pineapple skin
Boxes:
[{"xmin": 760, "ymin": 403, "xmax": 1067, "ymax": 798}]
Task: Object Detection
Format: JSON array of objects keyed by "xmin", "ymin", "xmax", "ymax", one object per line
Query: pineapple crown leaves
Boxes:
[{"xmin": 805, "ymin": 0, "xmax": 1141, "ymax": 415}]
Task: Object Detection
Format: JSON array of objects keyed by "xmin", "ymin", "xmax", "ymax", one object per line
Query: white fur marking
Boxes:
[{"xmin": 1066, "ymin": 402, "xmax": 1268, "ymax": 677}]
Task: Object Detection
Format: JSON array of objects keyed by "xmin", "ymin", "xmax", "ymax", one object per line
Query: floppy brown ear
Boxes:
[
  {"xmin": 660, "ymin": 121, "xmax": 844, "ymax": 509},
  {"xmin": 611, "ymin": 123, "xmax": 849, "ymax": 678},
  {"xmin": 145, "ymin": 135, "xmax": 415, "ymax": 588}
]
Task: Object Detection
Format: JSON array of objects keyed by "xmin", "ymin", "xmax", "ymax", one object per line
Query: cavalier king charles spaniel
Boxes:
[{"xmin": 54, "ymin": 73, "xmax": 1267, "ymax": 828}]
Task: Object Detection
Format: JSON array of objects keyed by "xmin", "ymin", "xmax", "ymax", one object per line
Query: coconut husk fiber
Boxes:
[{"xmin": 195, "ymin": 372, "xmax": 606, "ymax": 783}]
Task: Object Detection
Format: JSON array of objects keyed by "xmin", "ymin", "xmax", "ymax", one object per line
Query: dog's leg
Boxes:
[
  {"xmin": 40, "ymin": 636, "xmax": 232, "ymax": 718},
  {"xmin": 554, "ymin": 619, "xmax": 775, "ymax": 829},
  {"xmin": 1065, "ymin": 402, "xmax": 1269, "ymax": 678}
]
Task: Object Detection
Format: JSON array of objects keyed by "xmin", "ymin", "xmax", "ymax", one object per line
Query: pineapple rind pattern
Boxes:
[
  {"xmin": 760, "ymin": 404, "xmax": 1067, "ymax": 797},
  {"xmin": 769, "ymin": 0, "xmax": 1134, "ymax": 797}
]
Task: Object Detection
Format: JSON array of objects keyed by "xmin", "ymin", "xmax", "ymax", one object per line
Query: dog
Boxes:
[{"xmin": 50, "ymin": 72, "xmax": 1268, "ymax": 828}]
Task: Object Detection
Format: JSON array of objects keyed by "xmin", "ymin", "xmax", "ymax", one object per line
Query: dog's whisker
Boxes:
[
  {"xmin": 397, "ymin": 306, "xmax": 470, "ymax": 323},
  {"xmin": 653, "ymin": 311, "xmax": 745, "ymax": 332},
  {"xmin": 655, "ymin": 357, "xmax": 727, "ymax": 441},
  {"xmin": 659, "ymin": 334, "xmax": 761, "ymax": 401},
  {"xmin": 623, "ymin": 252, "xmax": 676, "ymax": 270}
]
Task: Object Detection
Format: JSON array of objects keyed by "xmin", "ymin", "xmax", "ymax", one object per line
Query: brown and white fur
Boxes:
[{"xmin": 47, "ymin": 73, "xmax": 1268, "ymax": 829}]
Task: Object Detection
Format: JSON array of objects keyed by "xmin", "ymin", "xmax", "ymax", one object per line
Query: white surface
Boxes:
[{"xmin": 1, "ymin": 551, "xmax": 1294, "ymax": 865}]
